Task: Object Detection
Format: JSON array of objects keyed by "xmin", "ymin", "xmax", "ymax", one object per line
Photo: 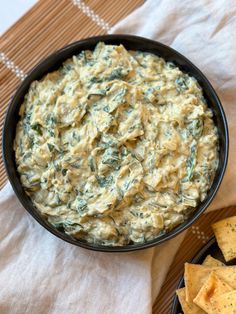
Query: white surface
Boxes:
[
  {"xmin": 0, "ymin": 0, "xmax": 37, "ymax": 35},
  {"xmin": 1, "ymin": 0, "xmax": 236, "ymax": 313}
]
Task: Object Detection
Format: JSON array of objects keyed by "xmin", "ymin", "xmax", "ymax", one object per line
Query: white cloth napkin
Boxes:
[{"xmin": 1, "ymin": 0, "xmax": 236, "ymax": 313}]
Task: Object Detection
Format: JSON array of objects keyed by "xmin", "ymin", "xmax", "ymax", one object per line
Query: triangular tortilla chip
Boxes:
[
  {"xmin": 184, "ymin": 263, "xmax": 213, "ymax": 302},
  {"xmin": 193, "ymin": 272, "xmax": 233, "ymax": 313},
  {"xmin": 184, "ymin": 263, "xmax": 236, "ymax": 302},
  {"xmin": 202, "ymin": 255, "xmax": 225, "ymax": 267},
  {"xmin": 212, "ymin": 216, "xmax": 236, "ymax": 262},
  {"xmin": 176, "ymin": 288, "xmax": 205, "ymax": 314},
  {"xmin": 212, "ymin": 290, "xmax": 236, "ymax": 314}
]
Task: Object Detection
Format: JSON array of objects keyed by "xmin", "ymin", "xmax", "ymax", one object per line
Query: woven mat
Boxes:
[{"xmin": 0, "ymin": 1, "xmax": 235, "ymax": 313}]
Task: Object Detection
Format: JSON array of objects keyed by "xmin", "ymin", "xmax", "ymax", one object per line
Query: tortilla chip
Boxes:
[
  {"xmin": 202, "ymin": 255, "xmax": 225, "ymax": 267},
  {"xmin": 184, "ymin": 263, "xmax": 236, "ymax": 302},
  {"xmin": 212, "ymin": 216, "xmax": 236, "ymax": 262},
  {"xmin": 184, "ymin": 263, "xmax": 213, "ymax": 302},
  {"xmin": 176, "ymin": 288, "xmax": 205, "ymax": 314},
  {"xmin": 215, "ymin": 266, "xmax": 236, "ymax": 288},
  {"xmin": 212, "ymin": 290, "xmax": 236, "ymax": 314},
  {"xmin": 193, "ymin": 272, "xmax": 233, "ymax": 313}
]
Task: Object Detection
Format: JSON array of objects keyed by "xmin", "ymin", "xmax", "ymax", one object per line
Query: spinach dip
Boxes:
[{"xmin": 14, "ymin": 42, "xmax": 219, "ymax": 246}]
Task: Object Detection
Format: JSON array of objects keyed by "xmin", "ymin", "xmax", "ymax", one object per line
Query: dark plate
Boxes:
[
  {"xmin": 2, "ymin": 34, "xmax": 229, "ymax": 252},
  {"xmin": 172, "ymin": 237, "xmax": 236, "ymax": 313}
]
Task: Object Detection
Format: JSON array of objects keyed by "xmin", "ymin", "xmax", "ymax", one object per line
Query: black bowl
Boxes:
[{"xmin": 2, "ymin": 35, "xmax": 229, "ymax": 252}]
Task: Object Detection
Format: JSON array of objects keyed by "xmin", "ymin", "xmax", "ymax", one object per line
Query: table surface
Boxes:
[{"xmin": 0, "ymin": 2, "xmax": 234, "ymax": 313}]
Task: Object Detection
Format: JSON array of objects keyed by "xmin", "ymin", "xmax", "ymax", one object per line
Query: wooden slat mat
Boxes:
[{"xmin": 0, "ymin": 1, "xmax": 234, "ymax": 313}]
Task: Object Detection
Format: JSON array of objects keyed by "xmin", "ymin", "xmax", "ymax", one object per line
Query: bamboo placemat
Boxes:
[{"xmin": 0, "ymin": 1, "xmax": 234, "ymax": 314}]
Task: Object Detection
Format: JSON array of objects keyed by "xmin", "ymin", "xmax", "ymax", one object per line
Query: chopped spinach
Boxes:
[
  {"xmin": 72, "ymin": 131, "xmax": 81, "ymax": 142},
  {"xmin": 121, "ymin": 146, "xmax": 129, "ymax": 157},
  {"xmin": 100, "ymin": 134, "xmax": 117, "ymax": 149},
  {"xmin": 123, "ymin": 180, "xmax": 131, "ymax": 191},
  {"xmin": 62, "ymin": 168, "xmax": 68, "ymax": 176},
  {"xmin": 63, "ymin": 220, "xmax": 84, "ymax": 231},
  {"xmin": 166, "ymin": 62, "xmax": 176, "ymax": 69},
  {"xmin": 128, "ymin": 123, "xmax": 142, "ymax": 133},
  {"xmin": 200, "ymin": 96, "xmax": 207, "ymax": 104},
  {"xmin": 185, "ymin": 143, "xmax": 197, "ymax": 181},
  {"xmin": 46, "ymin": 114, "xmax": 56, "ymax": 137},
  {"xmin": 96, "ymin": 175, "xmax": 113, "ymax": 187},
  {"xmin": 53, "ymin": 222, "xmax": 65, "ymax": 232},
  {"xmin": 88, "ymin": 156, "xmax": 96, "ymax": 172},
  {"xmin": 102, "ymin": 147, "xmax": 120, "ymax": 166},
  {"xmin": 188, "ymin": 119, "xmax": 203, "ymax": 138},
  {"xmin": 23, "ymin": 112, "xmax": 32, "ymax": 132},
  {"xmin": 54, "ymin": 161, "xmax": 61, "ymax": 172},
  {"xmin": 103, "ymin": 105, "xmax": 110, "ymax": 113},
  {"xmin": 134, "ymin": 193, "xmax": 145, "ymax": 203},
  {"xmin": 117, "ymin": 187, "xmax": 124, "ymax": 201},
  {"xmin": 77, "ymin": 50, "xmax": 87, "ymax": 64},
  {"xmin": 175, "ymin": 75, "xmax": 189, "ymax": 92},
  {"xmin": 144, "ymin": 88, "xmax": 156, "ymax": 102},
  {"xmin": 107, "ymin": 68, "xmax": 128, "ymax": 81},
  {"xmin": 89, "ymin": 77, "xmax": 102, "ymax": 85},
  {"xmin": 130, "ymin": 210, "xmax": 137, "ymax": 217},
  {"xmin": 47, "ymin": 143, "xmax": 54, "ymax": 152},
  {"xmin": 23, "ymin": 152, "xmax": 32, "ymax": 161},
  {"xmin": 76, "ymin": 198, "xmax": 87, "ymax": 212},
  {"xmin": 31, "ymin": 123, "xmax": 43, "ymax": 136},
  {"xmin": 112, "ymin": 88, "xmax": 126, "ymax": 102},
  {"xmin": 46, "ymin": 114, "xmax": 57, "ymax": 126},
  {"xmin": 28, "ymin": 136, "xmax": 34, "ymax": 149}
]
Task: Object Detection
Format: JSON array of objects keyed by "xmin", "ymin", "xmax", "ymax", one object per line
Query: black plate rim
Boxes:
[{"xmin": 2, "ymin": 34, "xmax": 229, "ymax": 252}]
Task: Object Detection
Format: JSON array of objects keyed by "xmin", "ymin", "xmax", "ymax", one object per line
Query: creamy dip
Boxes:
[{"xmin": 14, "ymin": 42, "xmax": 219, "ymax": 246}]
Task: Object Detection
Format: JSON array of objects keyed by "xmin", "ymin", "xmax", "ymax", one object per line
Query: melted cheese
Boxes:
[{"xmin": 14, "ymin": 42, "xmax": 219, "ymax": 246}]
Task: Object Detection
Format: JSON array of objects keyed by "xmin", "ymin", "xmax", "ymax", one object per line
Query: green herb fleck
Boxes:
[
  {"xmin": 167, "ymin": 62, "xmax": 176, "ymax": 69},
  {"xmin": 76, "ymin": 198, "xmax": 87, "ymax": 212},
  {"xmin": 88, "ymin": 156, "xmax": 96, "ymax": 172},
  {"xmin": 47, "ymin": 143, "xmax": 54, "ymax": 152},
  {"xmin": 185, "ymin": 143, "xmax": 197, "ymax": 181},
  {"xmin": 31, "ymin": 123, "xmax": 42, "ymax": 135},
  {"xmin": 188, "ymin": 119, "xmax": 203, "ymax": 138},
  {"xmin": 54, "ymin": 162, "xmax": 61, "ymax": 172},
  {"xmin": 62, "ymin": 168, "xmax": 68, "ymax": 176},
  {"xmin": 96, "ymin": 175, "xmax": 113, "ymax": 188},
  {"xmin": 175, "ymin": 75, "xmax": 189, "ymax": 92},
  {"xmin": 102, "ymin": 147, "xmax": 120, "ymax": 166},
  {"xmin": 107, "ymin": 68, "xmax": 127, "ymax": 81}
]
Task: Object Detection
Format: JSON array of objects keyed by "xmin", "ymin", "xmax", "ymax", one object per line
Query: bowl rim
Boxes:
[{"xmin": 2, "ymin": 34, "xmax": 229, "ymax": 252}]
